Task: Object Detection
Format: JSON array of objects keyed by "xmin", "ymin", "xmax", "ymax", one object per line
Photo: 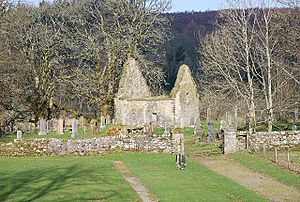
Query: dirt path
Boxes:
[
  {"xmin": 196, "ymin": 156, "xmax": 300, "ymax": 202},
  {"xmin": 114, "ymin": 161, "xmax": 157, "ymax": 202}
]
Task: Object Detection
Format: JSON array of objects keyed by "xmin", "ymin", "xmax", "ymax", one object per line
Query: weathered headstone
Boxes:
[
  {"xmin": 180, "ymin": 118, "xmax": 183, "ymax": 129},
  {"xmin": 90, "ymin": 119, "xmax": 97, "ymax": 136},
  {"xmin": 79, "ymin": 116, "xmax": 86, "ymax": 128},
  {"xmin": 71, "ymin": 118, "xmax": 79, "ymax": 138},
  {"xmin": 164, "ymin": 121, "xmax": 170, "ymax": 135},
  {"xmin": 194, "ymin": 117, "xmax": 201, "ymax": 135},
  {"xmin": 83, "ymin": 126, "xmax": 87, "ymax": 138},
  {"xmin": 57, "ymin": 118, "xmax": 64, "ymax": 135},
  {"xmin": 173, "ymin": 133, "xmax": 186, "ymax": 170},
  {"xmin": 100, "ymin": 116, "xmax": 106, "ymax": 128},
  {"xmin": 39, "ymin": 118, "xmax": 47, "ymax": 135},
  {"xmin": 106, "ymin": 115, "xmax": 111, "ymax": 125},
  {"xmin": 16, "ymin": 130, "xmax": 22, "ymax": 140},
  {"xmin": 292, "ymin": 124, "xmax": 297, "ymax": 131},
  {"xmin": 208, "ymin": 122, "xmax": 216, "ymax": 141}
]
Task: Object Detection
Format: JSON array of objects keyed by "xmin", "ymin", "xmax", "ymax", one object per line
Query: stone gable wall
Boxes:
[
  {"xmin": 115, "ymin": 98, "xmax": 174, "ymax": 126},
  {"xmin": 117, "ymin": 58, "xmax": 151, "ymax": 99}
]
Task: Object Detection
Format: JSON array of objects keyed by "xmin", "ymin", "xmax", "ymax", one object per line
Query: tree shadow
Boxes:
[{"xmin": 0, "ymin": 163, "xmax": 129, "ymax": 202}]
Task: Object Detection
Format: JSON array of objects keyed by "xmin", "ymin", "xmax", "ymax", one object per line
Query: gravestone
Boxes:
[
  {"xmin": 39, "ymin": 118, "xmax": 47, "ymax": 135},
  {"xmin": 90, "ymin": 119, "xmax": 97, "ymax": 136},
  {"xmin": 180, "ymin": 118, "xmax": 183, "ymax": 129},
  {"xmin": 173, "ymin": 133, "xmax": 186, "ymax": 170},
  {"xmin": 16, "ymin": 130, "xmax": 22, "ymax": 140},
  {"xmin": 83, "ymin": 126, "xmax": 87, "ymax": 138},
  {"xmin": 4, "ymin": 125, "xmax": 10, "ymax": 133},
  {"xmin": 164, "ymin": 121, "xmax": 170, "ymax": 135},
  {"xmin": 207, "ymin": 108, "xmax": 216, "ymax": 141},
  {"xmin": 292, "ymin": 124, "xmax": 297, "ymax": 131},
  {"xmin": 79, "ymin": 116, "xmax": 86, "ymax": 128},
  {"xmin": 194, "ymin": 117, "xmax": 201, "ymax": 135},
  {"xmin": 57, "ymin": 118, "xmax": 64, "ymax": 135},
  {"xmin": 100, "ymin": 116, "xmax": 106, "ymax": 128},
  {"xmin": 208, "ymin": 123, "xmax": 216, "ymax": 141},
  {"xmin": 46, "ymin": 120, "xmax": 49, "ymax": 132},
  {"xmin": 106, "ymin": 115, "xmax": 111, "ymax": 125},
  {"xmin": 71, "ymin": 118, "xmax": 79, "ymax": 138}
]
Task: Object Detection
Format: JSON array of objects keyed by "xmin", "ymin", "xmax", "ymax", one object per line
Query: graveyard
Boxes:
[{"xmin": 1, "ymin": 0, "xmax": 300, "ymax": 201}]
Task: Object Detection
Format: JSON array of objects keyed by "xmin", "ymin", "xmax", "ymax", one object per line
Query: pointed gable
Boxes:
[
  {"xmin": 170, "ymin": 64, "xmax": 198, "ymax": 98},
  {"xmin": 117, "ymin": 58, "xmax": 151, "ymax": 99}
]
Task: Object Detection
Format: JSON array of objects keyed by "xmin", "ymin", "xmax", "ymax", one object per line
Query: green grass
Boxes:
[
  {"xmin": 0, "ymin": 127, "xmax": 110, "ymax": 143},
  {"xmin": 0, "ymin": 153, "xmax": 267, "ymax": 202},
  {"xmin": 228, "ymin": 153, "xmax": 300, "ymax": 190},
  {"xmin": 119, "ymin": 153, "xmax": 266, "ymax": 202},
  {"xmin": 238, "ymin": 122, "xmax": 300, "ymax": 132},
  {"xmin": 0, "ymin": 156, "xmax": 139, "ymax": 202}
]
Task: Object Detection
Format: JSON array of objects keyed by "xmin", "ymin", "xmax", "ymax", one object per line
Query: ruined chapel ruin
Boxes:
[{"xmin": 114, "ymin": 58, "xmax": 200, "ymax": 127}]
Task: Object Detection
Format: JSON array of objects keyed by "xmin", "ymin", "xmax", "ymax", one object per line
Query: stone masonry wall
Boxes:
[
  {"xmin": 115, "ymin": 98, "xmax": 174, "ymax": 127},
  {"xmin": 238, "ymin": 131, "xmax": 300, "ymax": 151},
  {"xmin": 0, "ymin": 135, "xmax": 176, "ymax": 157}
]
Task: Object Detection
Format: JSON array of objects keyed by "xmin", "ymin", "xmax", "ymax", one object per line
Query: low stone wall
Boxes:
[
  {"xmin": 238, "ymin": 131, "xmax": 300, "ymax": 151},
  {"xmin": 0, "ymin": 135, "xmax": 175, "ymax": 157}
]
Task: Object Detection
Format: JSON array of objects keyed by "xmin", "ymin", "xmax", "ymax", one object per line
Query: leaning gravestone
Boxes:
[
  {"xmin": 71, "ymin": 118, "xmax": 79, "ymax": 138},
  {"xmin": 39, "ymin": 118, "xmax": 47, "ymax": 135},
  {"xmin": 16, "ymin": 130, "xmax": 22, "ymax": 140}
]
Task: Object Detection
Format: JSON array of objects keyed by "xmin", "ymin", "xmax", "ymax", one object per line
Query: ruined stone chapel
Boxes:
[{"xmin": 114, "ymin": 58, "xmax": 200, "ymax": 127}]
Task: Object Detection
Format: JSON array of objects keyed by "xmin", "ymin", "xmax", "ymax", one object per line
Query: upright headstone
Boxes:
[
  {"xmin": 39, "ymin": 118, "xmax": 47, "ymax": 135},
  {"xmin": 57, "ymin": 118, "xmax": 64, "ymax": 135},
  {"xmin": 46, "ymin": 120, "xmax": 49, "ymax": 133},
  {"xmin": 79, "ymin": 116, "xmax": 86, "ymax": 128},
  {"xmin": 180, "ymin": 118, "xmax": 183, "ymax": 129},
  {"xmin": 100, "ymin": 116, "xmax": 106, "ymax": 128},
  {"xmin": 90, "ymin": 119, "xmax": 97, "ymax": 136},
  {"xmin": 164, "ymin": 121, "xmax": 170, "ymax": 135},
  {"xmin": 173, "ymin": 133, "xmax": 186, "ymax": 170},
  {"xmin": 16, "ymin": 130, "xmax": 22, "ymax": 140},
  {"xmin": 194, "ymin": 117, "xmax": 201, "ymax": 135},
  {"xmin": 292, "ymin": 124, "xmax": 297, "ymax": 132},
  {"xmin": 208, "ymin": 123, "xmax": 216, "ymax": 141},
  {"xmin": 71, "ymin": 118, "xmax": 79, "ymax": 138},
  {"xmin": 83, "ymin": 126, "xmax": 87, "ymax": 138},
  {"xmin": 106, "ymin": 115, "xmax": 111, "ymax": 125}
]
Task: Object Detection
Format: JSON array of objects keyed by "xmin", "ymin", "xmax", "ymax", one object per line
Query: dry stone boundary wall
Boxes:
[
  {"xmin": 0, "ymin": 135, "xmax": 176, "ymax": 157},
  {"xmin": 238, "ymin": 131, "xmax": 300, "ymax": 151}
]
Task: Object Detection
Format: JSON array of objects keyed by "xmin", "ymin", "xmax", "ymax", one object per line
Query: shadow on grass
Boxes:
[{"xmin": 0, "ymin": 164, "xmax": 122, "ymax": 202}]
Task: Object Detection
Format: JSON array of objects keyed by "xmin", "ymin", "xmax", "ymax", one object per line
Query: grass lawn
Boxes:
[
  {"xmin": 114, "ymin": 153, "xmax": 266, "ymax": 202},
  {"xmin": 228, "ymin": 152, "xmax": 300, "ymax": 190},
  {"xmin": 0, "ymin": 127, "xmax": 110, "ymax": 143},
  {"xmin": 0, "ymin": 156, "xmax": 139, "ymax": 202},
  {"xmin": 0, "ymin": 153, "xmax": 266, "ymax": 202}
]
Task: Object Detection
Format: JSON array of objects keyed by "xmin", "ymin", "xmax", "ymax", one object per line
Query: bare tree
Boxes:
[
  {"xmin": 67, "ymin": 0, "xmax": 171, "ymax": 116},
  {"xmin": 201, "ymin": 0, "xmax": 258, "ymax": 133}
]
